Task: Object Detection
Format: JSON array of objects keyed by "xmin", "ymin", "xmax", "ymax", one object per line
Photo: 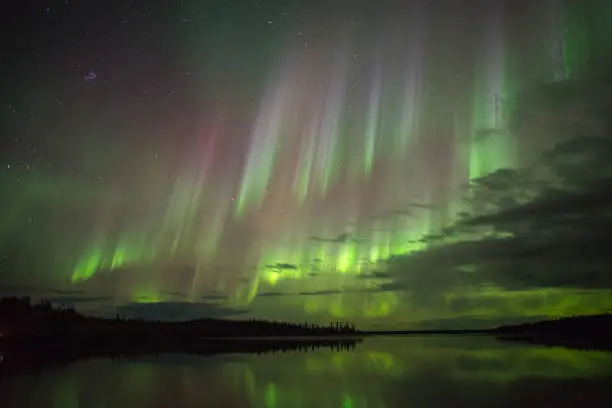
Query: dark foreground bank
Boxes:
[{"xmin": 493, "ymin": 314, "xmax": 612, "ymax": 351}]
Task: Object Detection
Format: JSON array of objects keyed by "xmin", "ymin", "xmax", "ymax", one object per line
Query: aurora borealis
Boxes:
[{"xmin": 2, "ymin": 0, "xmax": 612, "ymax": 328}]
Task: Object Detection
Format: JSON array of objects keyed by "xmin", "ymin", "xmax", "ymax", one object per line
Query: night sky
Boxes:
[{"xmin": 2, "ymin": 0, "xmax": 612, "ymax": 329}]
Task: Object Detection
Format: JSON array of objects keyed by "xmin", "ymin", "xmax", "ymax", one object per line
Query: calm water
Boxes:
[{"xmin": 2, "ymin": 336, "xmax": 612, "ymax": 408}]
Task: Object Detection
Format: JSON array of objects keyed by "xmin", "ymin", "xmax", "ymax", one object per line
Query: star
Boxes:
[{"xmin": 84, "ymin": 70, "xmax": 97, "ymax": 82}]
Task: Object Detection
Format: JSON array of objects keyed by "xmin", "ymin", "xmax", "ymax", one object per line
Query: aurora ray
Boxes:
[{"xmin": 2, "ymin": 0, "xmax": 612, "ymax": 329}]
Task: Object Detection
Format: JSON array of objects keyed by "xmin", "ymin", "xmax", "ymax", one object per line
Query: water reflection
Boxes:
[{"xmin": 3, "ymin": 336, "xmax": 612, "ymax": 407}]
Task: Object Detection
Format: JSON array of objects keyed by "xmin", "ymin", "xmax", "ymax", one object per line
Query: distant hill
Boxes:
[{"xmin": 493, "ymin": 313, "xmax": 612, "ymax": 351}]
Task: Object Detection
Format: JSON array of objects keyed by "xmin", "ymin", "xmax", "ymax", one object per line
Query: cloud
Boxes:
[
  {"xmin": 48, "ymin": 289, "xmax": 86, "ymax": 295},
  {"xmin": 376, "ymin": 75, "xmax": 612, "ymax": 314},
  {"xmin": 297, "ymin": 289, "xmax": 343, "ymax": 296},
  {"xmin": 112, "ymin": 301, "xmax": 248, "ymax": 321},
  {"xmin": 200, "ymin": 293, "xmax": 227, "ymax": 301},
  {"xmin": 257, "ymin": 292, "xmax": 286, "ymax": 297},
  {"xmin": 257, "ymin": 288, "xmax": 379, "ymax": 299},
  {"xmin": 161, "ymin": 290, "xmax": 187, "ymax": 297},
  {"xmin": 308, "ymin": 233, "xmax": 359, "ymax": 244},
  {"xmin": 47, "ymin": 295, "xmax": 113, "ymax": 305},
  {"xmin": 384, "ymin": 179, "xmax": 612, "ymax": 296},
  {"xmin": 357, "ymin": 271, "xmax": 391, "ymax": 279},
  {"xmin": 376, "ymin": 282, "xmax": 406, "ymax": 292},
  {"xmin": 369, "ymin": 203, "xmax": 434, "ymax": 222},
  {"xmin": 264, "ymin": 263, "xmax": 299, "ymax": 270},
  {"xmin": 0, "ymin": 284, "xmax": 41, "ymax": 296},
  {"xmin": 0, "ymin": 285, "xmax": 97, "ymax": 300}
]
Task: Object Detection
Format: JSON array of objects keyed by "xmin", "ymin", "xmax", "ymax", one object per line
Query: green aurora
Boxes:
[{"xmin": 2, "ymin": 0, "xmax": 612, "ymax": 328}]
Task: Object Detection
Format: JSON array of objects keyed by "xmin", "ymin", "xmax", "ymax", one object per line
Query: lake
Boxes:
[{"xmin": 2, "ymin": 335, "xmax": 612, "ymax": 407}]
